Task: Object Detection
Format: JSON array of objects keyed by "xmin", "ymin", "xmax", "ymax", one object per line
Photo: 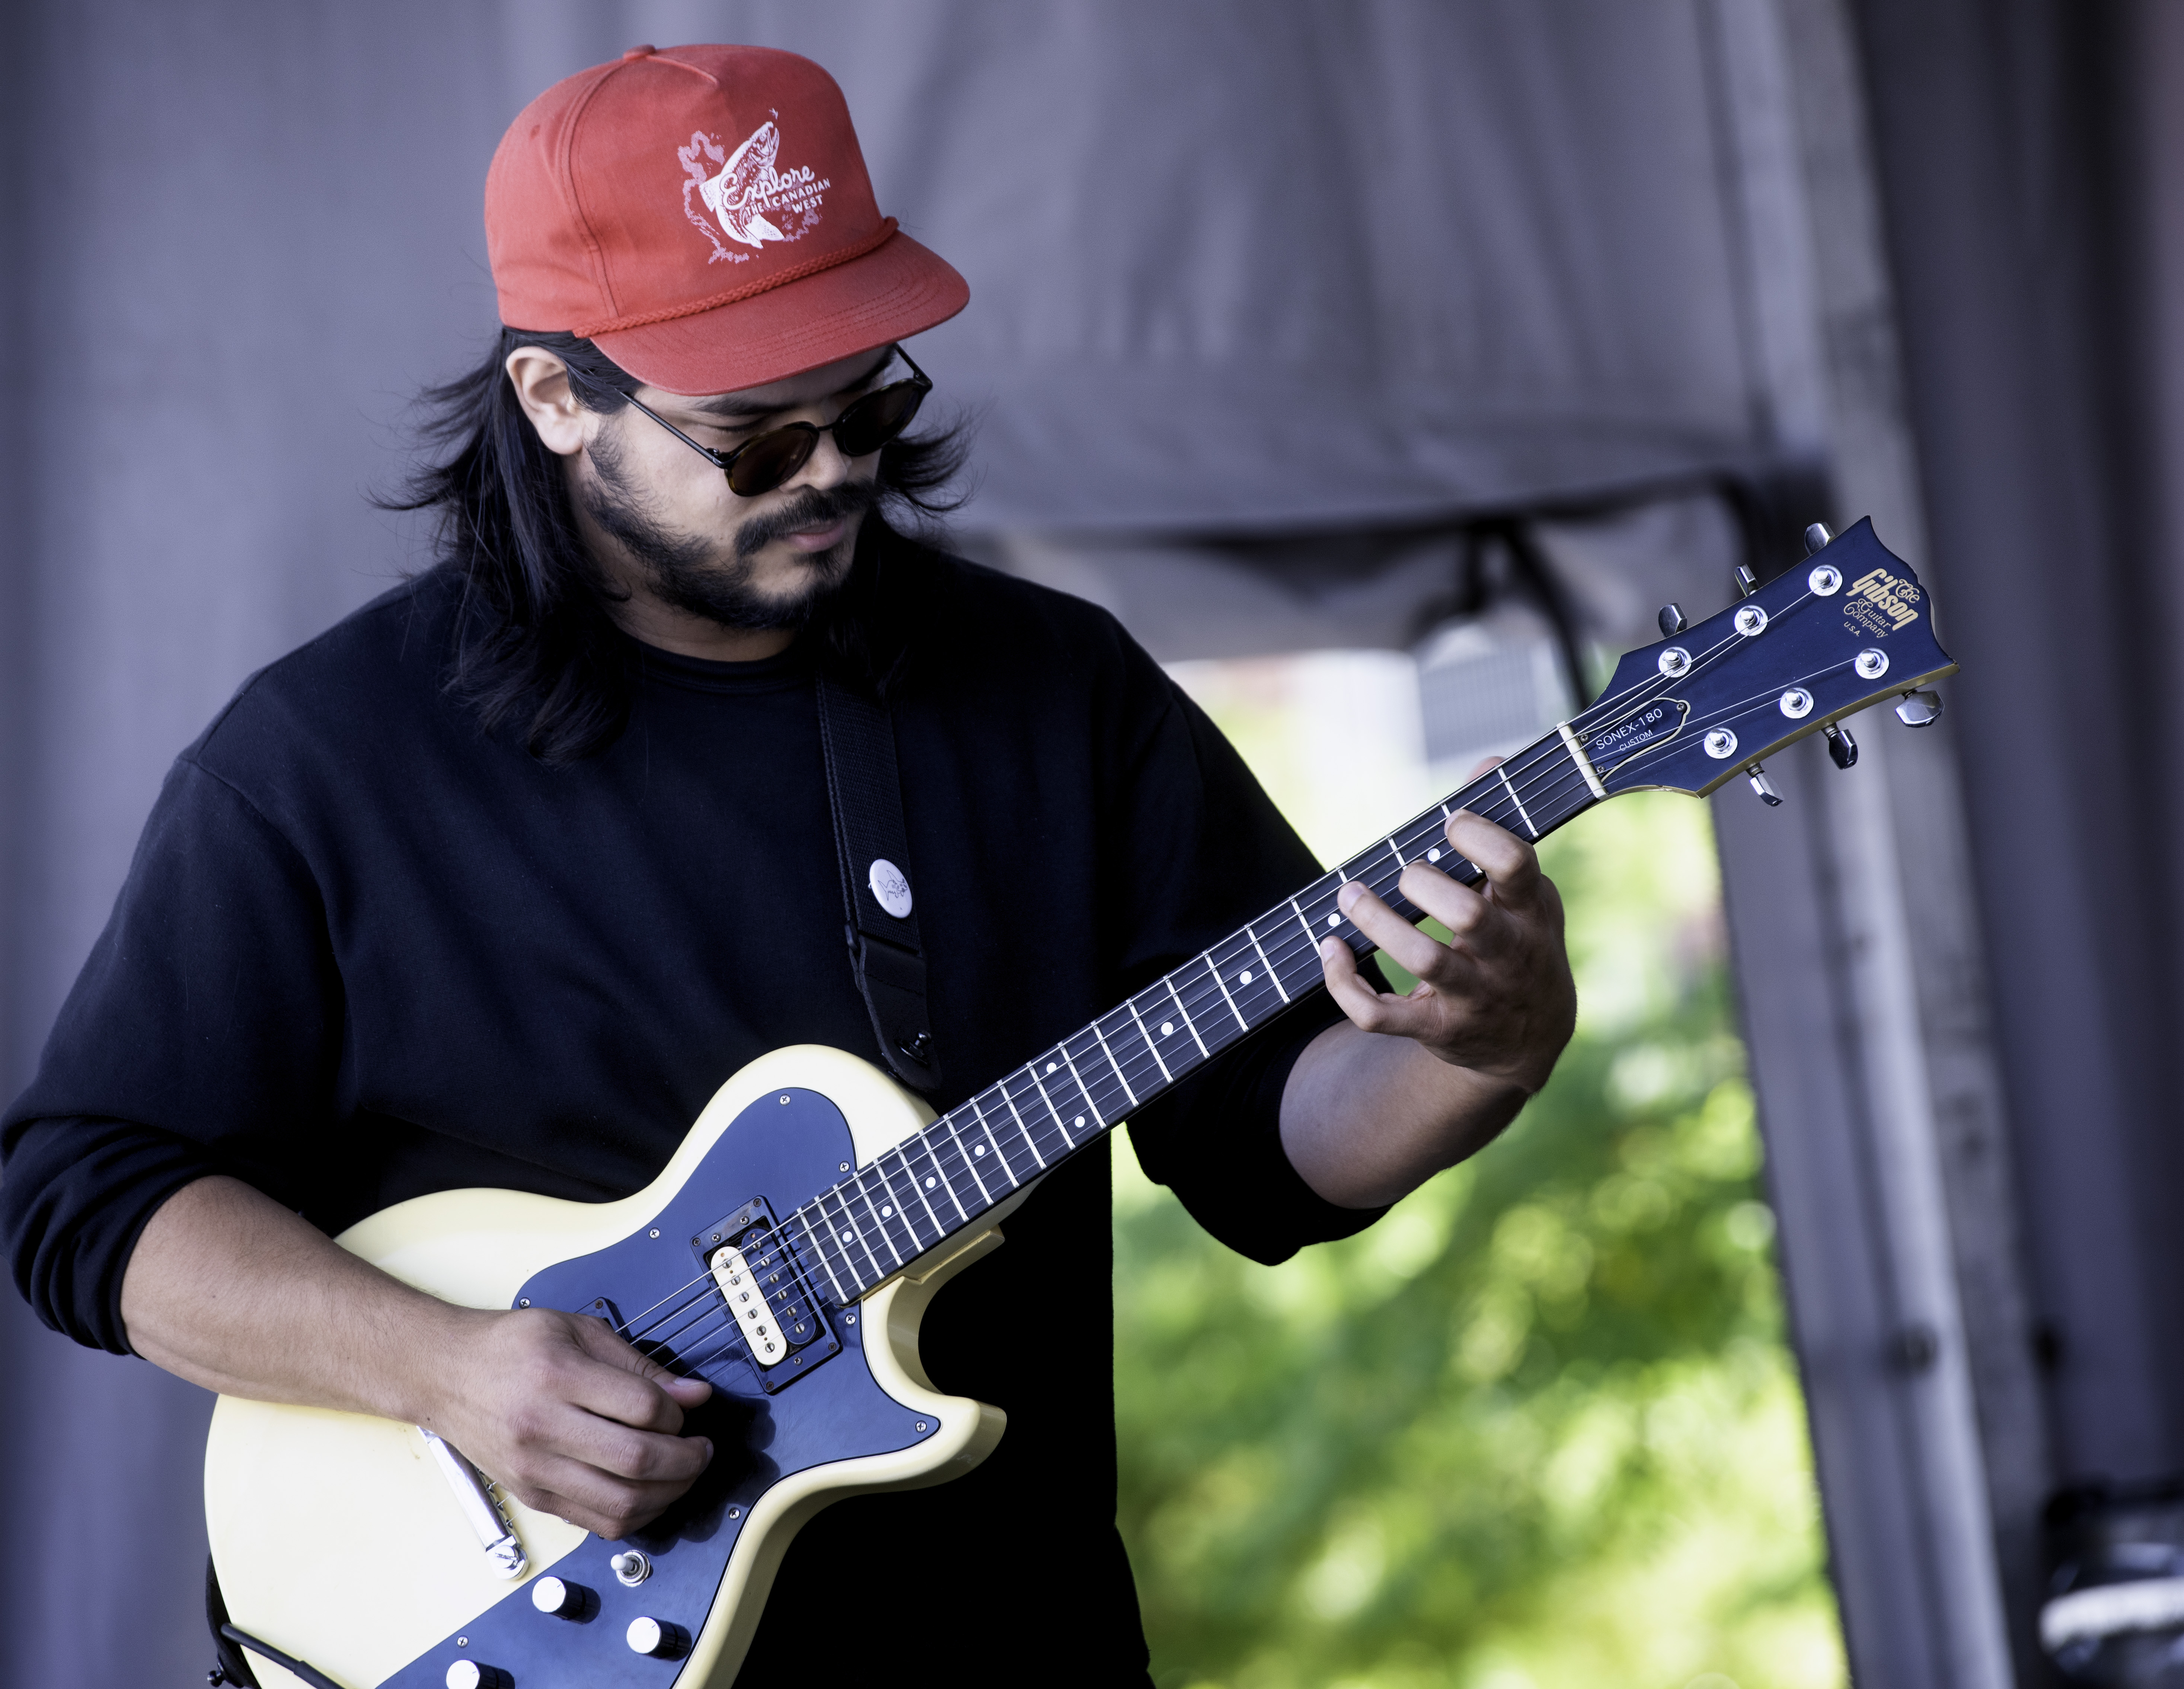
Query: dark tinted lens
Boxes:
[
  {"xmin": 831, "ymin": 380, "xmax": 927, "ymax": 458},
  {"xmin": 724, "ymin": 425, "xmax": 820, "ymax": 497}
]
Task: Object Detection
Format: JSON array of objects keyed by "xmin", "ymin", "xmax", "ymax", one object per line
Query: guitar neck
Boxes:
[{"xmin": 779, "ymin": 723, "xmax": 1607, "ymax": 1306}]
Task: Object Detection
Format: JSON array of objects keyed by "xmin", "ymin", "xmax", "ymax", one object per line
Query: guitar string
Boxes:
[
  {"xmin": 610, "ymin": 641, "xmax": 1739, "ymax": 1353},
  {"xmin": 547, "ymin": 589, "xmax": 1845, "ymax": 1369}
]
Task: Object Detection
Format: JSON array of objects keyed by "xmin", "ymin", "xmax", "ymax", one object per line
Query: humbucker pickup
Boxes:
[
  {"xmin": 689, "ymin": 1198, "xmax": 841, "ymax": 1391},
  {"xmin": 709, "ymin": 1242, "xmax": 788, "ymax": 1367}
]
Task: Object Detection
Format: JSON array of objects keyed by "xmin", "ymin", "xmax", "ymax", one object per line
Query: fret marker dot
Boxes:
[
  {"xmin": 925, "ymin": 1176, "xmax": 936, "ymax": 1188},
  {"xmin": 1161, "ymin": 1021, "xmax": 1174, "ymax": 1036},
  {"xmin": 1428, "ymin": 848, "xmax": 1441, "ymax": 862},
  {"xmin": 839, "ymin": 1229, "xmax": 854, "ymax": 1242},
  {"xmin": 881, "ymin": 1205, "xmax": 894, "ymax": 1218},
  {"xmin": 1046, "ymin": 1062, "xmax": 1057, "ymax": 1074},
  {"xmin": 1074, "ymin": 1116, "xmax": 1085, "ymax": 1128},
  {"xmin": 1328, "ymin": 913, "xmax": 1341, "ymax": 927},
  {"xmin": 1239, "ymin": 969, "xmax": 1253, "ymax": 983},
  {"xmin": 974, "ymin": 1144, "xmax": 987, "ymax": 1156}
]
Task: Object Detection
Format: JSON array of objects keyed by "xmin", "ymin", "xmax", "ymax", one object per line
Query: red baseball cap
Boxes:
[{"xmin": 486, "ymin": 44, "xmax": 968, "ymax": 396}]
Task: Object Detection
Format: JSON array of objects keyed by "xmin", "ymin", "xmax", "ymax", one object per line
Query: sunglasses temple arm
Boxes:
[{"xmin": 620, "ymin": 390, "xmax": 734, "ymax": 470}]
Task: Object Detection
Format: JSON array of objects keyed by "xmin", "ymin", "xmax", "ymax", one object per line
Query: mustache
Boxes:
[{"xmin": 734, "ymin": 480, "xmax": 880, "ymax": 560}]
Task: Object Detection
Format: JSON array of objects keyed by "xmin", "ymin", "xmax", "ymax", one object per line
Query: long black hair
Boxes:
[{"xmin": 386, "ymin": 328, "xmax": 970, "ymax": 763}]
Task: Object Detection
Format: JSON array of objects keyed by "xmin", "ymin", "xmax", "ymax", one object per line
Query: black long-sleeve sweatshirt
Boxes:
[{"xmin": 1, "ymin": 536, "xmax": 1375, "ymax": 1681}]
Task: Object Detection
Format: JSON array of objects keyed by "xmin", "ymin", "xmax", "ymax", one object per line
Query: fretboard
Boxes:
[{"xmin": 778, "ymin": 721, "xmax": 1607, "ymax": 1306}]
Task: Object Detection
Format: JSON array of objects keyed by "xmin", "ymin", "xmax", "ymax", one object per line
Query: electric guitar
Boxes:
[{"xmin": 205, "ymin": 519, "xmax": 1955, "ymax": 1689}]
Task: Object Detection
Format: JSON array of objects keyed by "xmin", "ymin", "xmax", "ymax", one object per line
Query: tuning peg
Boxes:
[
  {"xmin": 1894, "ymin": 689, "xmax": 1943, "ymax": 727},
  {"xmin": 1735, "ymin": 564, "xmax": 1759, "ymax": 598},
  {"xmin": 1804, "ymin": 522, "xmax": 1834, "ymax": 556},
  {"xmin": 1748, "ymin": 765, "xmax": 1783, "ymax": 806},
  {"xmin": 1657, "ymin": 603, "xmax": 1687, "ymax": 637},
  {"xmin": 1824, "ymin": 722, "xmax": 1858, "ymax": 768}
]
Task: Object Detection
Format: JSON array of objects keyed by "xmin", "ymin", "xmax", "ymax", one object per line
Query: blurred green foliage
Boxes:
[{"xmin": 1114, "ymin": 790, "xmax": 1845, "ymax": 1689}]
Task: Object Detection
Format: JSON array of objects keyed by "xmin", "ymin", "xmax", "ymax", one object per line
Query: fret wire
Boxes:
[
  {"xmin": 820, "ymin": 1188, "xmax": 884, "ymax": 1287},
  {"xmin": 1203, "ymin": 949, "xmax": 1249, "ymax": 1032},
  {"xmin": 858, "ymin": 1160, "xmax": 918, "ymax": 1262},
  {"xmin": 1090, "ymin": 1020, "xmax": 1140, "ymax": 1108},
  {"xmin": 896, "ymin": 1137, "xmax": 949, "ymax": 1236},
  {"xmin": 859, "ymin": 1164, "xmax": 917, "ymax": 1266},
  {"xmin": 788, "ymin": 1212, "xmax": 851, "ymax": 1305},
  {"xmin": 1072, "ymin": 1026, "xmax": 1135, "ymax": 1120},
  {"xmin": 802, "ymin": 1192, "xmax": 861, "ymax": 1295},
  {"xmin": 941, "ymin": 1110, "xmax": 996, "ymax": 1205},
  {"xmin": 847, "ymin": 1172, "xmax": 906, "ymax": 1269},
  {"xmin": 912, "ymin": 1131, "xmax": 971, "ymax": 1225},
  {"xmin": 1125, "ymin": 998, "xmax": 1174, "ymax": 1084},
  {"xmin": 1041, "ymin": 1053, "xmax": 1097, "ymax": 1140},
  {"xmin": 1164, "ymin": 975, "xmax": 1211, "ymax": 1058},
  {"xmin": 994, "ymin": 1079, "xmax": 1051, "ymax": 1171},
  {"xmin": 1058, "ymin": 1040, "xmax": 1109, "ymax": 1129},
  {"xmin": 879, "ymin": 1150, "xmax": 939, "ymax": 1253},
  {"xmin": 967, "ymin": 1094, "xmax": 1022, "ymax": 1188},
  {"xmin": 1245, "ymin": 925, "xmax": 1290, "ymax": 1002},
  {"xmin": 1025, "ymin": 1059, "xmax": 1078, "ymax": 1148}
]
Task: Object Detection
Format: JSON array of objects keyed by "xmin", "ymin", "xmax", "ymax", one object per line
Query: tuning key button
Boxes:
[
  {"xmin": 1735, "ymin": 564, "xmax": 1760, "ymax": 597},
  {"xmin": 1657, "ymin": 603, "xmax": 1688, "ymax": 637},
  {"xmin": 1894, "ymin": 689, "xmax": 1944, "ymax": 727},
  {"xmin": 1825, "ymin": 723, "xmax": 1859, "ymax": 769},
  {"xmin": 1805, "ymin": 522, "xmax": 1835, "ymax": 555},
  {"xmin": 627, "ymin": 1617, "xmax": 692, "ymax": 1659},
  {"xmin": 531, "ymin": 1575, "xmax": 597, "ymax": 1621},
  {"xmin": 1854, "ymin": 648, "xmax": 1890, "ymax": 680},
  {"xmin": 1748, "ymin": 766, "xmax": 1784, "ymax": 807},
  {"xmin": 445, "ymin": 1664, "xmax": 512, "ymax": 1689}
]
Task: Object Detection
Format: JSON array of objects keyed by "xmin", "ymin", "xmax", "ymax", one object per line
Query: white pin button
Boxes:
[{"xmin": 868, "ymin": 858, "xmax": 913, "ymax": 919}]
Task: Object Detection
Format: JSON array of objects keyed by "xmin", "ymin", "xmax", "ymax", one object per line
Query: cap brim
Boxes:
[{"xmin": 591, "ymin": 231, "xmax": 969, "ymax": 397}]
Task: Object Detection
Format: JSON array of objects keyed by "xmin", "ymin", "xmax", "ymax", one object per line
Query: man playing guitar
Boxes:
[{"xmin": 1, "ymin": 45, "xmax": 1574, "ymax": 1683}]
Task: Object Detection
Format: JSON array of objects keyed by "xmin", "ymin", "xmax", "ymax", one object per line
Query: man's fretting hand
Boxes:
[
  {"xmin": 1281, "ymin": 779, "xmax": 1577, "ymax": 1209},
  {"xmin": 421, "ymin": 1306, "xmax": 716, "ymax": 1540},
  {"xmin": 1316, "ymin": 803, "xmax": 1576, "ymax": 1094}
]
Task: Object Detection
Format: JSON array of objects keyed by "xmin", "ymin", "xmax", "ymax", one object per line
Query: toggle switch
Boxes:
[
  {"xmin": 1748, "ymin": 765, "xmax": 1783, "ymax": 806},
  {"xmin": 611, "ymin": 1549, "xmax": 651, "ymax": 1587},
  {"xmin": 627, "ymin": 1617, "xmax": 691, "ymax": 1659},
  {"xmin": 1824, "ymin": 722, "xmax": 1858, "ymax": 769},
  {"xmin": 1657, "ymin": 602, "xmax": 1687, "ymax": 637}
]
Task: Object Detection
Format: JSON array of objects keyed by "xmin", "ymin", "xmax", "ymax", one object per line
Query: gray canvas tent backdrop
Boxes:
[{"xmin": 1, "ymin": 3, "xmax": 2178, "ymax": 1685}]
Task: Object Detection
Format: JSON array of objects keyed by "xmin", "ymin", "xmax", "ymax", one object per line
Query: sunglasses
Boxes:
[{"xmin": 618, "ymin": 347, "xmax": 932, "ymax": 498}]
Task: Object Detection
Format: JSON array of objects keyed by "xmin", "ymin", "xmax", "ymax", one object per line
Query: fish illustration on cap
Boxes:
[{"xmin": 701, "ymin": 120, "xmax": 788, "ymax": 248}]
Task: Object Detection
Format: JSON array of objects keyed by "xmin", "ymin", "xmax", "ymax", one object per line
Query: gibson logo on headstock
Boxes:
[{"xmin": 1844, "ymin": 567, "xmax": 1922, "ymax": 638}]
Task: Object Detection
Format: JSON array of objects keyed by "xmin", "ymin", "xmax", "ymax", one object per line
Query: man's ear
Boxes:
[{"xmin": 505, "ymin": 347, "xmax": 591, "ymax": 458}]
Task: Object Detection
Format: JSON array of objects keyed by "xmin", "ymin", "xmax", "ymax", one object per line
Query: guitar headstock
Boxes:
[{"xmin": 1575, "ymin": 519, "xmax": 1957, "ymax": 798}]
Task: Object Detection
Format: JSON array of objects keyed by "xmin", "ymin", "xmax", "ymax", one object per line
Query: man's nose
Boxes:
[{"xmin": 784, "ymin": 426, "xmax": 854, "ymax": 494}]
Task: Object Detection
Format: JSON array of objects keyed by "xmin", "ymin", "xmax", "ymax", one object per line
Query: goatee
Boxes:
[{"xmin": 578, "ymin": 431, "xmax": 876, "ymax": 634}]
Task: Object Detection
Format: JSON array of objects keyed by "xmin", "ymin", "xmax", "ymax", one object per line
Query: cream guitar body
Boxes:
[{"xmin": 205, "ymin": 1046, "xmax": 1018, "ymax": 1689}]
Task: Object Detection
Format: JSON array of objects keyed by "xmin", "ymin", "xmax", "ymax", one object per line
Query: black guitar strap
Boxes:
[{"xmin": 815, "ymin": 673, "xmax": 943, "ymax": 1096}]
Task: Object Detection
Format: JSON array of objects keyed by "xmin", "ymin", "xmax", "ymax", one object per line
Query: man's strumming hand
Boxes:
[{"xmin": 419, "ymin": 1305, "xmax": 716, "ymax": 1540}]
